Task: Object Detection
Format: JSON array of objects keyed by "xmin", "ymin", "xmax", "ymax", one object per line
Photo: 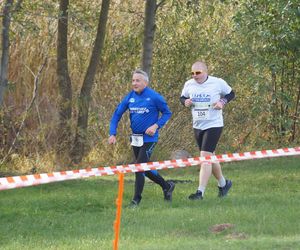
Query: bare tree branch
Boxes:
[
  {"xmin": 156, "ymin": 0, "xmax": 166, "ymax": 10},
  {"xmin": 0, "ymin": 57, "xmax": 48, "ymax": 165},
  {"xmin": 12, "ymin": 0, "xmax": 23, "ymax": 13}
]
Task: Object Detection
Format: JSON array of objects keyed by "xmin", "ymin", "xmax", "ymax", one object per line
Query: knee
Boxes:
[
  {"xmin": 200, "ymin": 151, "xmax": 213, "ymax": 168},
  {"xmin": 200, "ymin": 150, "xmax": 213, "ymax": 157}
]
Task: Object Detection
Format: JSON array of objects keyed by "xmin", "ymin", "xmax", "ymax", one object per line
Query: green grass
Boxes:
[{"xmin": 0, "ymin": 156, "xmax": 300, "ymax": 250}]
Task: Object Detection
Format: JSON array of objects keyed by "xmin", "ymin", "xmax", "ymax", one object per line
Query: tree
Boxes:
[
  {"xmin": 56, "ymin": 0, "xmax": 111, "ymax": 165},
  {"xmin": 56, "ymin": 0, "xmax": 73, "ymax": 164},
  {"xmin": 234, "ymin": 0, "xmax": 300, "ymax": 143},
  {"xmin": 141, "ymin": 0, "xmax": 166, "ymax": 80},
  {"xmin": 0, "ymin": 0, "xmax": 13, "ymax": 107},
  {"xmin": 70, "ymin": 0, "xmax": 110, "ymax": 164}
]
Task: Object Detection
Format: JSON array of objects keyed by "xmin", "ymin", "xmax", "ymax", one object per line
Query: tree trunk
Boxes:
[
  {"xmin": 0, "ymin": 0, "xmax": 13, "ymax": 108},
  {"xmin": 279, "ymin": 61, "xmax": 285, "ymax": 138},
  {"xmin": 291, "ymin": 83, "xmax": 300, "ymax": 142},
  {"xmin": 70, "ymin": 0, "xmax": 110, "ymax": 164},
  {"xmin": 56, "ymin": 0, "xmax": 73, "ymax": 166},
  {"xmin": 141, "ymin": 0, "xmax": 157, "ymax": 81},
  {"xmin": 271, "ymin": 65, "xmax": 278, "ymax": 133}
]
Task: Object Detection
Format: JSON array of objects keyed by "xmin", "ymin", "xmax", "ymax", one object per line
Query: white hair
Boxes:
[{"xmin": 133, "ymin": 69, "xmax": 149, "ymax": 83}]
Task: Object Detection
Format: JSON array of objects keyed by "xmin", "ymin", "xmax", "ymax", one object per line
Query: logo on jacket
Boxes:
[
  {"xmin": 129, "ymin": 107, "xmax": 150, "ymax": 114},
  {"xmin": 129, "ymin": 98, "xmax": 135, "ymax": 103}
]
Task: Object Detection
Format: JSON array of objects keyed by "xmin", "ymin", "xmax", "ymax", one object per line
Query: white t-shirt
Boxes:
[{"xmin": 181, "ymin": 76, "xmax": 232, "ymax": 130}]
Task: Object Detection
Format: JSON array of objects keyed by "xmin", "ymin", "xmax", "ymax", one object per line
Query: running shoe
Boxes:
[
  {"xmin": 163, "ymin": 181, "xmax": 175, "ymax": 201},
  {"xmin": 218, "ymin": 179, "xmax": 232, "ymax": 197},
  {"xmin": 188, "ymin": 190, "xmax": 203, "ymax": 200}
]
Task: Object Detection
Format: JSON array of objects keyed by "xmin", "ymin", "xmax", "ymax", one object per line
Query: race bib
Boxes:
[
  {"xmin": 130, "ymin": 134, "xmax": 144, "ymax": 147},
  {"xmin": 192, "ymin": 102, "xmax": 211, "ymax": 121},
  {"xmin": 192, "ymin": 109, "xmax": 210, "ymax": 121}
]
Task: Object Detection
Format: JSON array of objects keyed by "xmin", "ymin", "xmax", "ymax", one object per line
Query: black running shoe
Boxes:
[
  {"xmin": 163, "ymin": 181, "xmax": 175, "ymax": 201},
  {"xmin": 127, "ymin": 199, "xmax": 140, "ymax": 208},
  {"xmin": 188, "ymin": 190, "xmax": 203, "ymax": 200},
  {"xmin": 218, "ymin": 179, "xmax": 232, "ymax": 197}
]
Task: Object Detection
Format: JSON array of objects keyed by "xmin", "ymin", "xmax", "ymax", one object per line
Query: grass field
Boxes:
[{"xmin": 0, "ymin": 156, "xmax": 299, "ymax": 250}]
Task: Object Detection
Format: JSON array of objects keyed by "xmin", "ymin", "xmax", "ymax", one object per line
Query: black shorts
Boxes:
[{"xmin": 193, "ymin": 127, "xmax": 223, "ymax": 153}]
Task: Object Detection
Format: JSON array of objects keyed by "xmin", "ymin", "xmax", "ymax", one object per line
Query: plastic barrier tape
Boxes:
[{"xmin": 1, "ymin": 147, "xmax": 299, "ymax": 191}]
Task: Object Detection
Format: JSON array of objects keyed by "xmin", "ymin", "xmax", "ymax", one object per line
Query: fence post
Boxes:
[{"xmin": 113, "ymin": 173, "xmax": 124, "ymax": 250}]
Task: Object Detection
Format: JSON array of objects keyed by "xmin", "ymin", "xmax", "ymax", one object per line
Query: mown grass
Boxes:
[{"xmin": 0, "ymin": 156, "xmax": 299, "ymax": 250}]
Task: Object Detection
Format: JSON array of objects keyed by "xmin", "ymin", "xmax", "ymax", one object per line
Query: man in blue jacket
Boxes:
[{"xmin": 108, "ymin": 69, "xmax": 175, "ymax": 207}]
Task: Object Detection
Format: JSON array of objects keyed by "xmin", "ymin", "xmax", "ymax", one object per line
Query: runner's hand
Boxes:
[
  {"xmin": 184, "ymin": 99, "xmax": 193, "ymax": 107},
  {"xmin": 213, "ymin": 100, "xmax": 224, "ymax": 110},
  {"xmin": 145, "ymin": 124, "xmax": 158, "ymax": 136},
  {"xmin": 108, "ymin": 135, "xmax": 117, "ymax": 144}
]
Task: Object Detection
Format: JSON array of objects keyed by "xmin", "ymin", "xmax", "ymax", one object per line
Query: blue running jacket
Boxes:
[{"xmin": 109, "ymin": 87, "xmax": 172, "ymax": 142}]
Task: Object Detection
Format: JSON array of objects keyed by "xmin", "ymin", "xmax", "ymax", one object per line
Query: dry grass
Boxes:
[{"xmin": 1, "ymin": 0, "xmax": 299, "ymax": 176}]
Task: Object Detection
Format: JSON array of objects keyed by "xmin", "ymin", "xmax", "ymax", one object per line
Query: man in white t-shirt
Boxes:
[{"xmin": 180, "ymin": 61, "xmax": 235, "ymax": 200}]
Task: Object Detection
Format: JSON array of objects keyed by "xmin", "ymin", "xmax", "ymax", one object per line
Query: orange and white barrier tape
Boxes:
[{"xmin": 1, "ymin": 147, "xmax": 299, "ymax": 191}]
